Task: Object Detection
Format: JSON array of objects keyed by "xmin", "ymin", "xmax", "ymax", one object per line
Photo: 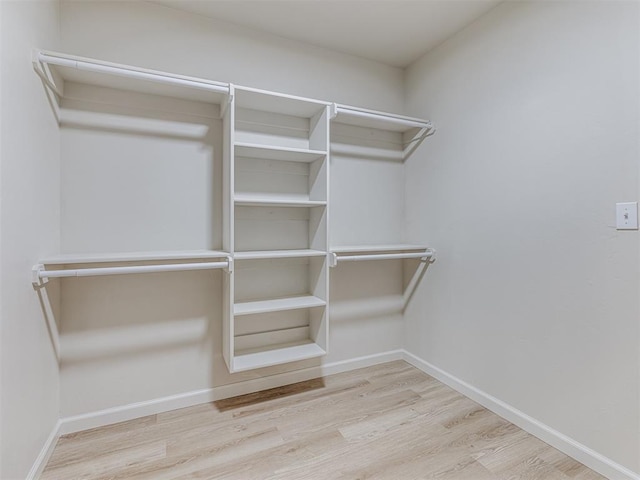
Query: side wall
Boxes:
[
  {"xmin": 404, "ymin": 0, "xmax": 639, "ymax": 474},
  {"xmin": 57, "ymin": 0, "xmax": 406, "ymax": 419},
  {"xmin": 0, "ymin": 1, "xmax": 61, "ymax": 478}
]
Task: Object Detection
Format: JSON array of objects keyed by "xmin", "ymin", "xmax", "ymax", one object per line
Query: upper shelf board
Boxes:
[
  {"xmin": 333, "ymin": 105, "xmax": 433, "ymax": 134},
  {"xmin": 234, "ymin": 85, "xmax": 330, "ymax": 119},
  {"xmin": 40, "ymin": 250, "xmax": 230, "ymax": 265},
  {"xmin": 35, "ymin": 50, "xmax": 229, "ymax": 105}
]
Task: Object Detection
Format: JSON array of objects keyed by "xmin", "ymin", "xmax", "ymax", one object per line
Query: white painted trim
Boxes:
[
  {"xmin": 31, "ymin": 350, "xmax": 637, "ymax": 480},
  {"xmin": 26, "ymin": 419, "xmax": 61, "ymax": 480},
  {"xmin": 59, "ymin": 350, "xmax": 403, "ymax": 435},
  {"xmin": 402, "ymin": 350, "xmax": 640, "ymax": 480}
]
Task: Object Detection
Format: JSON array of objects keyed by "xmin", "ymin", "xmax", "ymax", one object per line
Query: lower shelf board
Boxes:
[
  {"xmin": 40, "ymin": 249, "xmax": 230, "ymax": 265},
  {"xmin": 232, "ymin": 341, "xmax": 326, "ymax": 372},
  {"xmin": 234, "ymin": 249, "xmax": 326, "ymax": 260},
  {"xmin": 330, "ymin": 244, "xmax": 428, "ymax": 254}
]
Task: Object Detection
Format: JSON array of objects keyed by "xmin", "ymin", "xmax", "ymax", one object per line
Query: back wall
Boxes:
[{"xmin": 57, "ymin": 0, "xmax": 408, "ymax": 418}]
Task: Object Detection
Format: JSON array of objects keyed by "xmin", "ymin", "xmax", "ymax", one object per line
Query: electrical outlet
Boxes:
[{"xmin": 616, "ymin": 202, "xmax": 638, "ymax": 230}]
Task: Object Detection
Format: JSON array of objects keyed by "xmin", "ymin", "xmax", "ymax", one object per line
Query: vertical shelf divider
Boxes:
[{"xmin": 222, "ymin": 86, "xmax": 235, "ymax": 371}]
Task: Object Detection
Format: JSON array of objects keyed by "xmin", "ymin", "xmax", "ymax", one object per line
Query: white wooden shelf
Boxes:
[
  {"xmin": 34, "ymin": 250, "xmax": 231, "ymax": 282},
  {"xmin": 234, "ymin": 85, "xmax": 330, "ymax": 118},
  {"xmin": 234, "ymin": 249, "xmax": 327, "ymax": 260},
  {"xmin": 330, "ymin": 244, "xmax": 429, "ymax": 254},
  {"xmin": 40, "ymin": 250, "xmax": 230, "ymax": 265},
  {"xmin": 235, "ymin": 142, "xmax": 326, "ymax": 163},
  {"xmin": 233, "ymin": 341, "xmax": 326, "ymax": 372},
  {"xmin": 234, "ymin": 194, "xmax": 326, "ymax": 208},
  {"xmin": 34, "ymin": 50, "xmax": 229, "ymax": 105},
  {"xmin": 329, "ymin": 245, "xmax": 435, "ymax": 267},
  {"xmin": 34, "ymin": 51, "xmax": 433, "ymax": 132},
  {"xmin": 234, "ymin": 295, "xmax": 326, "ymax": 316}
]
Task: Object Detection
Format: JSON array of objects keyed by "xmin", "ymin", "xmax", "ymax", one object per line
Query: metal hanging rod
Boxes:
[
  {"xmin": 35, "ymin": 50, "xmax": 230, "ymax": 95},
  {"xmin": 333, "ymin": 104, "xmax": 433, "ymax": 130},
  {"xmin": 329, "ymin": 249, "xmax": 435, "ymax": 267},
  {"xmin": 32, "ymin": 259, "xmax": 232, "ymax": 284},
  {"xmin": 33, "ymin": 50, "xmax": 433, "ymax": 134}
]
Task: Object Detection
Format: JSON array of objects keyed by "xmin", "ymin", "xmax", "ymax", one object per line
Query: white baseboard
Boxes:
[
  {"xmin": 26, "ymin": 419, "xmax": 61, "ymax": 480},
  {"xmin": 58, "ymin": 349, "xmax": 404, "ymax": 435},
  {"xmin": 402, "ymin": 350, "xmax": 640, "ymax": 480},
  {"xmin": 35, "ymin": 349, "xmax": 636, "ymax": 480}
]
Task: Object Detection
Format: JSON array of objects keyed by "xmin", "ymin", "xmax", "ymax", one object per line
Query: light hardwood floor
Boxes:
[{"xmin": 42, "ymin": 361, "xmax": 606, "ymax": 480}]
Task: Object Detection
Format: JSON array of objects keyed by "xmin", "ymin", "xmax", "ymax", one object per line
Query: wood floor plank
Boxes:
[
  {"xmin": 42, "ymin": 440, "xmax": 166, "ymax": 480},
  {"xmin": 184, "ymin": 429, "xmax": 347, "ymax": 480},
  {"xmin": 41, "ymin": 361, "xmax": 607, "ymax": 480}
]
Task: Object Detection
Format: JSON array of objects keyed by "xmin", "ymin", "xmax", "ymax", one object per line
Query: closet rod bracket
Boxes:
[
  {"xmin": 225, "ymin": 257, "xmax": 234, "ymax": 274},
  {"xmin": 32, "ymin": 264, "xmax": 48, "ymax": 286},
  {"xmin": 329, "ymin": 252, "xmax": 338, "ymax": 268},
  {"xmin": 423, "ymin": 248, "xmax": 436, "ymax": 263},
  {"xmin": 221, "ymin": 85, "xmax": 234, "ymax": 118},
  {"xmin": 329, "ymin": 103, "xmax": 338, "ymax": 120}
]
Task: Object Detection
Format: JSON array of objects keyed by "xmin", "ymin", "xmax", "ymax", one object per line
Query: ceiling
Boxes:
[{"xmin": 150, "ymin": 0, "xmax": 502, "ymax": 68}]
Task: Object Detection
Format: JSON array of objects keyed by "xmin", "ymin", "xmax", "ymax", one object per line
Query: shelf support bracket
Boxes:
[
  {"xmin": 31, "ymin": 263, "xmax": 60, "ymax": 360},
  {"xmin": 402, "ymin": 124, "xmax": 436, "ymax": 160},
  {"xmin": 32, "ymin": 50, "xmax": 64, "ymax": 98}
]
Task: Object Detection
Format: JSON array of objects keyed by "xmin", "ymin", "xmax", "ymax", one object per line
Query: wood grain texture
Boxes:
[{"xmin": 42, "ymin": 361, "xmax": 606, "ymax": 480}]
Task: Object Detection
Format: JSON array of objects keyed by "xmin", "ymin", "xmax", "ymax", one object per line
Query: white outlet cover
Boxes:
[{"xmin": 616, "ymin": 202, "xmax": 638, "ymax": 230}]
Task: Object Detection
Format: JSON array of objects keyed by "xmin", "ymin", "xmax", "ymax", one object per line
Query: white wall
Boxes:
[
  {"xmin": 60, "ymin": 1, "xmax": 403, "ymax": 113},
  {"xmin": 0, "ymin": 1, "xmax": 60, "ymax": 478},
  {"xmin": 404, "ymin": 0, "xmax": 639, "ymax": 473},
  {"xmin": 0, "ymin": 2, "xmax": 4, "ymax": 474},
  {"xmin": 57, "ymin": 0, "xmax": 407, "ymax": 417}
]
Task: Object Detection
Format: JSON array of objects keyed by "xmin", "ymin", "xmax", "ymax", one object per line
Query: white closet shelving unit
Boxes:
[
  {"xmin": 31, "ymin": 50, "xmax": 233, "ymax": 282},
  {"xmin": 32, "ymin": 49, "xmax": 435, "ymax": 373},
  {"xmin": 223, "ymin": 85, "xmax": 331, "ymax": 373},
  {"xmin": 329, "ymin": 105, "xmax": 435, "ymax": 264}
]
